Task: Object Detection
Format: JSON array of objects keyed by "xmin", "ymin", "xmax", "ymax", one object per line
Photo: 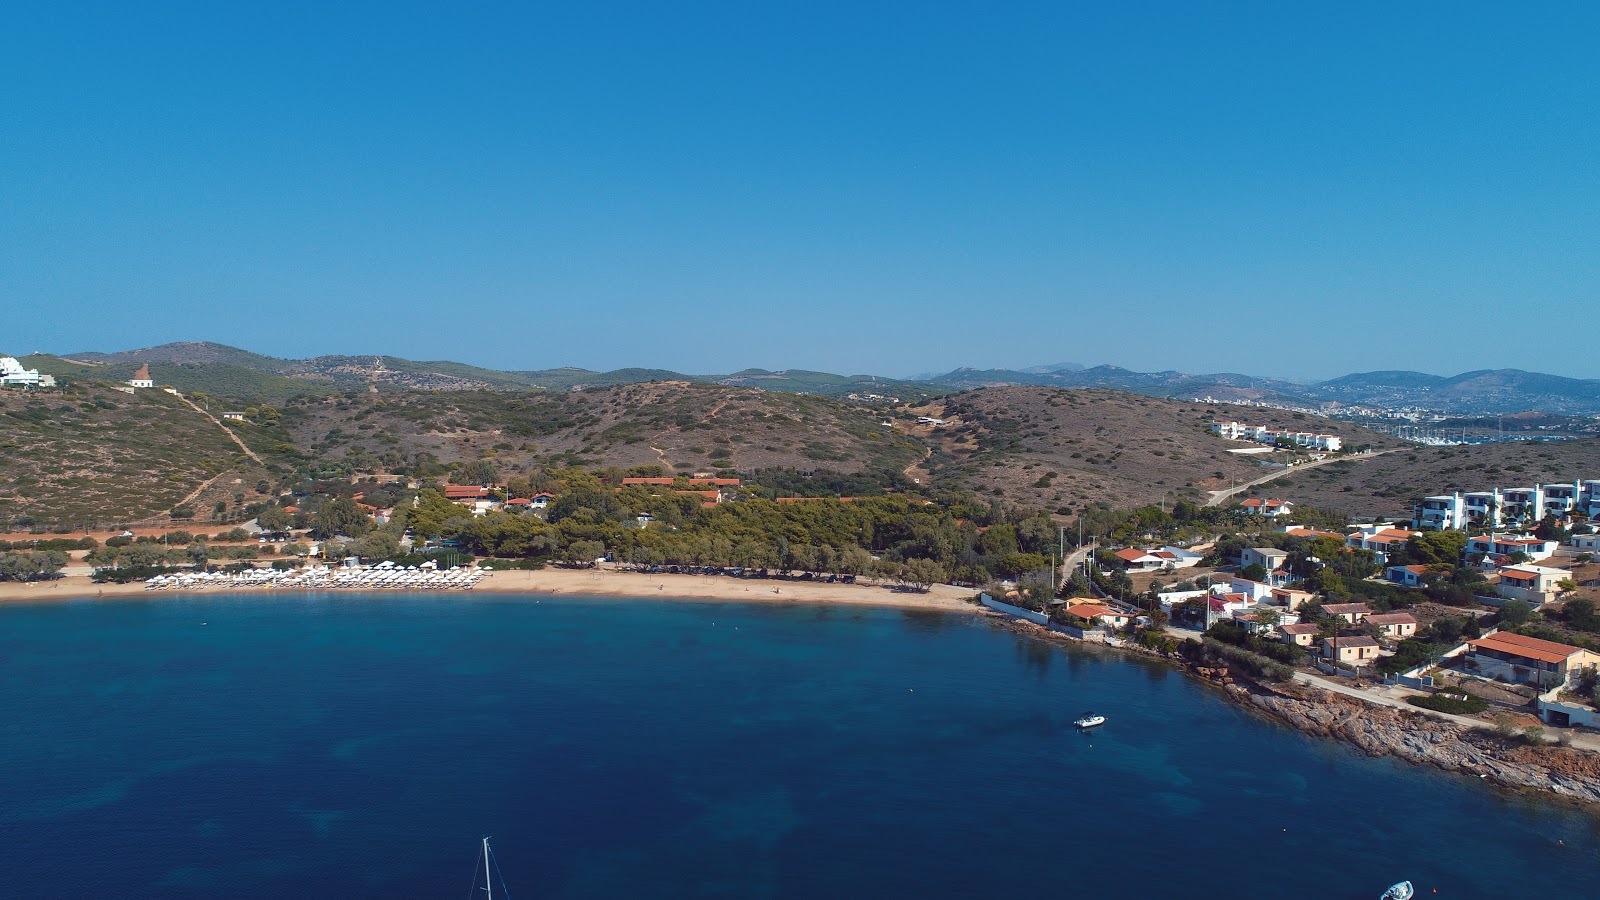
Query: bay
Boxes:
[{"xmin": 1, "ymin": 593, "xmax": 1596, "ymax": 898}]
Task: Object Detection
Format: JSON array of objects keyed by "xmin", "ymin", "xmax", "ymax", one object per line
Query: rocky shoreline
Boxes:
[
  {"xmin": 1239, "ymin": 679, "xmax": 1600, "ymax": 805},
  {"xmin": 986, "ymin": 612, "xmax": 1600, "ymax": 806}
]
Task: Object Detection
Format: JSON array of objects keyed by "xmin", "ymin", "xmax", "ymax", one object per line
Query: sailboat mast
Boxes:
[{"xmin": 483, "ymin": 837, "xmax": 492, "ymax": 900}]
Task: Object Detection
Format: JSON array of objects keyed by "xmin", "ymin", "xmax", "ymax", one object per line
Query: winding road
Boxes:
[{"xmin": 1204, "ymin": 449, "xmax": 1397, "ymax": 507}]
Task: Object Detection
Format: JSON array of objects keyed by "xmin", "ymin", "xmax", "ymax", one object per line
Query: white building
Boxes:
[
  {"xmin": 1238, "ymin": 498, "xmax": 1294, "ymax": 518},
  {"xmin": 129, "ymin": 364, "xmax": 154, "ymax": 389},
  {"xmin": 1465, "ymin": 533, "xmax": 1560, "ymax": 565},
  {"xmin": 1239, "ymin": 547, "xmax": 1289, "ymax": 576},
  {"xmin": 1416, "ymin": 481, "xmax": 1600, "ymax": 530},
  {"xmin": 1497, "ymin": 565, "xmax": 1572, "ymax": 605},
  {"xmin": 1, "ymin": 357, "xmax": 42, "ymax": 387},
  {"xmin": 1346, "ymin": 525, "xmax": 1418, "ymax": 565},
  {"xmin": 1210, "ymin": 421, "xmax": 1342, "ymax": 452}
]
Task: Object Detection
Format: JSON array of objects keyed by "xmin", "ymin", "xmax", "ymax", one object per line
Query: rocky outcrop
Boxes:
[{"xmin": 1247, "ymin": 684, "xmax": 1600, "ymax": 804}]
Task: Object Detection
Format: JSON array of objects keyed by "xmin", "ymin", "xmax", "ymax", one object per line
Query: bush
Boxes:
[
  {"xmin": 1406, "ymin": 692, "xmax": 1488, "ymax": 715},
  {"xmin": 1201, "ymin": 637, "xmax": 1294, "ymax": 682}
]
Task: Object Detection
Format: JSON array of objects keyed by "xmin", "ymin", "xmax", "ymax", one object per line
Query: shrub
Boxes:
[
  {"xmin": 1406, "ymin": 692, "xmax": 1488, "ymax": 715},
  {"xmin": 1201, "ymin": 638, "xmax": 1294, "ymax": 682}
]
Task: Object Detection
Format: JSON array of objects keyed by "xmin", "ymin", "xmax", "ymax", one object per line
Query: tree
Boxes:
[
  {"xmin": 1404, "ymin": 531, "xmax": 1467, "ymax": 566},
  {"xmin": 453, "ymin": 460, "xmax": 501, "ymax": 487},
  {"xmin": 900, "ymin": 558, "xmax": 946, "ymax": 591},
  {"xmin": 315, "ymin": 498, "xmax": 371, "ymax": 538},
  {"xmin": 565, "ymin": 540, "xmax": 606, "ymax": 566},
  {"xmin": 256, "ymin": 506, "xmax": 292, "ymax": 534},
  {"xmin": 1238, "ymin": 563, "xmax": 1269, "ymax": 583},
  {"xmin": 0, "ymin": 551, "xmax": 68, "ymax": 581},
  {"xmin": 353, "ymin": 530, "xmax": 402, "ymax": 561},
  {"xmin": 1499, "ymin": 598, "xmax": 1533, "ymax": 627},
  {"xmin": 406, "ymin": 489, "xmax": 463, "ymax": 537},
  {"xmin": 838, "ymin": 547, "xmax": 873, "ymax": 576}
]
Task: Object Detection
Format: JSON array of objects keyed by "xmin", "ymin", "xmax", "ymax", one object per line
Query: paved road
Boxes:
[
  {"xmin": 1204, "ymin": 449, "xmax": 1397, "ymax": 507},
  {"xmin": 1292, "ymin": 669, "xmax": 1600, "ymax": 751}
]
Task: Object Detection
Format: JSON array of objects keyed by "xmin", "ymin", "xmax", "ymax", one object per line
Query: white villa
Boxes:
[
  {"xmin": 1465, "ymin": 533, "xmax": 1560, "ymax": 565},
  {"xmin": 1415, "ymin": 481, "xmax": 1600, "ymax": 530},
  {"xmin": 1, "ymin": 357, "xmax": 53, "ymax": 388},
  {"xmin": 1211, "ymin": 421, "xmax": 1343, "ymax": 452}
]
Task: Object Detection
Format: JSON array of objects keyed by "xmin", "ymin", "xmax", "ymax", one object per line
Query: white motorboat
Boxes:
[
  {"xmin": 1380, "ymin": 881, "xmax": 1413, "ymax": 900},
  {"xmin": 1073, "ymin": 712, "xmax": 1106, "ymax": 729}
]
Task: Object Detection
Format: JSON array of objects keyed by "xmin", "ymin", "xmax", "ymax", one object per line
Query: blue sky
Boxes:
[{"xmin": 4, "ymin": 2, "xmax": 1598, "ymax": 380}]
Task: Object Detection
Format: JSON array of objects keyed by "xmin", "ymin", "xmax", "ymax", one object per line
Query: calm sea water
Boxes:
[{"xmin": 2, "ymin": 594, "xmax": 1597, "ymax": 898}]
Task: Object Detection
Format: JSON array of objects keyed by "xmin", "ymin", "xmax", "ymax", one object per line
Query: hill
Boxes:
[
  {"xmin": 711, "ymin": 369, "xmax": 942, "ymax": 401},
  {"xmin": 277, "ymin": 381, "xmax": 929, "ymax": 482},
  {"xmin": 24, "ymin": 340, "xmax": 1600, "ymax": 414},
  {"xmin": 918, "ymin": 387, "xmax": 1399, "ymax": 512},
  {"xmin": 1264, "ymin": 437, "xmax": 1600, "ymax": 519},
  {"xmin": 0, "ymin": 382, "xmax": 290, "ymax": 529}
]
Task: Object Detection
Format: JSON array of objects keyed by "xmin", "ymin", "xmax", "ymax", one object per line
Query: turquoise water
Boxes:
[{"xmin": 1, "ymin": 594, "xmax": 1597, "ymax": 898}]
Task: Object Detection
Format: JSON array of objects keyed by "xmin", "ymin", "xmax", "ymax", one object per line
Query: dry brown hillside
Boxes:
[
  {"xmin": 278, "ymin": 382, "xmax": 928, "ymax": 479},
  {"xmin": 1266, "ymin": 437, "xmax": 1600, "ymax": 519},
  {"xmin": 922, "ymin": 387, "xmax": 1397, "ymax": 512},
  {"xmin": 0, "ymin": 384, "xmax": 279, "ymax": 529}
]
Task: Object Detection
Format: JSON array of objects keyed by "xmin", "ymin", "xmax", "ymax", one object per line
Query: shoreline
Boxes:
[
  {"xmin": 17, "ymin": 569, "xmax": 1596, "ymax": 807},
  {"xmin": 0, "ymin": 569, "xmax": 984, "ymax": 614},
  {"xmin": 988, "ymin": 614, "xmax": 1600, "ymax": 807}
]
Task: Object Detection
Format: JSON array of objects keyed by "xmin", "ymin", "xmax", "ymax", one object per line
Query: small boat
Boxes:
[
  {"xmin": 1380, "ymin": 881, "xmax": 1414, "ymax": 900},
  {"xmin": 1074, "ymin": 712, "xmax": 1106, "ymax": 729}
]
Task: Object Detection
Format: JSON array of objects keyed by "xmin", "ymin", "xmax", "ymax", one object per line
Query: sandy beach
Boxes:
[{"xmin": 0, "ymin": 567, "xmax": 984, "ymax": 614}]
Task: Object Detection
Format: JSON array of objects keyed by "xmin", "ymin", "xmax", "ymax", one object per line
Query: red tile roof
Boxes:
[
  {"xmin": 1323, "ymin": 635, "xmax": 1379, "ymax": 648},
  {"xmin": 1366, "ymin": 613, "xmax": 1416, "ymax": 626},
  {"xmin": 1470, "ymin": 632, "xmax": 1581, "ymax": 665}
]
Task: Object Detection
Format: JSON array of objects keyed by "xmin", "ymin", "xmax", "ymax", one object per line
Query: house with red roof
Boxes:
[
  {"xmin": 1278, "ymin": 622, "xmax": 1321, "ymax": 647},
  {"xmin": 1367, "ymin": 612, "xmax": 1418, "ymax": 639},
  {"xmin": 1466, "ymin": 533, "xmax": 1560, "ymax": 565},
  {"xmin": 1321, "ymin": 635, "xmax": 1380, "ymax": 666},
  {"xmin": 1496, "ymin": 565, "xmax": 1570, "ymax": 604},
  {"xmin": 1385, "ymin": 564, "xmax": 1431, "ymax": 588},
  {"xmin": 1268, "ymin": 587, "xmax": 1315, "ymax": 611},
  {"xmin": 1346, "ymin": 525, "xmax": 1418, "ymax": 564},
  {"xmin": 1065, "ymin": 604, "xmax": 1136, "ymax": 629},
  {"xmin": 1238, "ymin": 498, "xmax": 1294, "ymax": 518},
  {"xmin": 1467, "ymin": 632, "xmax": 1600, "ymax": 688},
  {"xmin": 1321, "ymin": 602, "xmax": 1372, "ymax": 623}
]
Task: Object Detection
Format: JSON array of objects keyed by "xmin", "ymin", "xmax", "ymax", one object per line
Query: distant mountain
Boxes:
[
  {"xmin": 1309, "ymin": 369, "xmax": 1600, "ymax": 414},
  {"xmin": 1016, "ymin": 361, "xmax": 1086, "ymax": 375},
  {"xmin": 22, "ymin": 342, "xmax": 1600, "ymax": 415},
  {"xmin": 1319, "ymin": 370, "xmax": 1449, "ymax": 391}
]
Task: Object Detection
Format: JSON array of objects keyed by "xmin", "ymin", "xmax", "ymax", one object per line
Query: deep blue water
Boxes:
[{"xmin": 2, "ymin": 594, "xmax": 1598, "ymax": 898}]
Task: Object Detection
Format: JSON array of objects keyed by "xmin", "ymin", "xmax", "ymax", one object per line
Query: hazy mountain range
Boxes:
[{"xmin": 14, "ymin": 342, "xmax": 1600, "ymax": 415}]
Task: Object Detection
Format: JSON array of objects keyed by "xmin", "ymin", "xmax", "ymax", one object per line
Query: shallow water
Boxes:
[{"xmin": 2, "ymin": 593, "xmax": 1596, "ymax": 897}]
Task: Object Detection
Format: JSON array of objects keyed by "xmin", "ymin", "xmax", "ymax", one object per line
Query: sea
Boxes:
[{"xmin": 2, "ymin": 594, "xmax": 1598, "ymax": 898}]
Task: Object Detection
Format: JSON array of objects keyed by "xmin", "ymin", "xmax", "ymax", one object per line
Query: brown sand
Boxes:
[{"xmin": 0, "ymin": 568, "xmax": 983, "ymax": 615}]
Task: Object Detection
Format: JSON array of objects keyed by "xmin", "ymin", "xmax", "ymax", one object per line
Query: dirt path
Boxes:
[
  {"xmin": 1204, "ymin": 449, "xmax": 1397, "ymax": 507},
  {"xmin": 177, "ymin": 395, "xmax": 266, "ymax": 466},
  {"xmin": 902, "ymin": 447, "xmax": 932, "ymax": 485}
]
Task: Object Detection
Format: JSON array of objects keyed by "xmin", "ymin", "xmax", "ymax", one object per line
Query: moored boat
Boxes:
[
  {"xmin": 1380, "ymin": 880, "xmax": 1413, "ymax": 900},
  {"xmin": 1073, "ymin": 712, "xmax": 1105, "ymax": 729}
]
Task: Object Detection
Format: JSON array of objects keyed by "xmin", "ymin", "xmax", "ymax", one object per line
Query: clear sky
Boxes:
[{"xmin": 4, "ymin": 2, "xmax": 1599, "ymax": 380}]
